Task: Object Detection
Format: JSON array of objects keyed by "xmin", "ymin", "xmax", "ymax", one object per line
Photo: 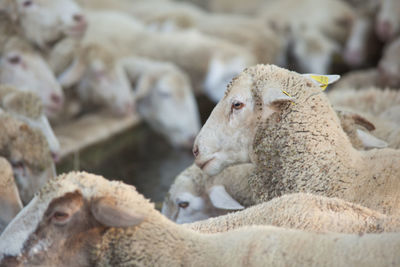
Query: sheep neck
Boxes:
[
  {"xmin": 93, "ymin": 214, "xmax": 223, "ymax": 267},
  {"xmin": 249, "ymin": 81, "xmax": 362, "ymax": 203}
]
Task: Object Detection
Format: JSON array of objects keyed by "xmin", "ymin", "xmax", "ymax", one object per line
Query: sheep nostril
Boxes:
[
  {"xmin": 51, "ymin": 94, "xmax": 62, "ymax": 105},
  {"xmin": 193, "ymin": 145, "xmax": 199, "ymax": 158}
]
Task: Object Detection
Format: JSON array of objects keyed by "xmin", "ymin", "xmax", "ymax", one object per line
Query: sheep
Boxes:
[
  {"xmin": 81, "ymin": 0, "xmax": 282, "ymax": 65},
  {"xmin": 58, "ymin": 43, "xmax": 136, "ymax": 116},
  {"xmin": 1, "ymin": 171, "xmax": 400, "ymax": 267},
  {"xmin": 162, "ymin": 163, "xmax": 254, "ymax": 223},
  {"xmin": 287, "ymin": 24, "xmax": 342, "ymax": 74},
  {"xmin": 2, "ymin": 0, "xmax": 87, "ymax": 49},
  {"xmin": 0, "ymin": 112, "xmax": 55, "ymax": 204},
  {"xmin": 193, "ymin": 64, "xmax": 400, "ymax": 216},
  {"xmin": 163, "ymin": 110, "xmax": 388, "ymax": 223},
  {"xmin": 376, "ymin": 0, "xmax": 400, "ymax": 42},
  {"xmin": 162, "ymin": 111, "xmax": 384, "ymax": 223},
  {"xmin": 59, "ymin": 42, "xmax": 201, "ymax": 146},
  {"xmin": 186, "ymin": 193, "xmax": 400, "ymax": 234},
  {"xmin": 122, "ymin": 57, "xmax": 201, "ymax": 148},
  {"xmin": 0, "ymin": 85, "xmax": 61, "ymax": 158},
  {"xmin": 343, "ymin": 1, "xmax": 383, "ymax": 68},
  {"xmin": 59, "ymin": 11, "xmax": 257, "ymax": 103},
  {"xmin": 51, "ymin": 14, "xmax": 201, "ymax": 146},
  {"xmin": 0, "ymin": 14, "xmax": 65, "ymax": 117},
  {"xmin": 328, "ymin": 87, "xmax": 400, "ymax": 122},
  {"xmin": 0, "ymin": 157, "xmax": 22, "ymax": 233}
]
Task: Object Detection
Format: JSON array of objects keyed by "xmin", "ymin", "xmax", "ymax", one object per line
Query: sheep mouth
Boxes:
[{"xmin": 198, "ymin": 157, "xmax": 215, "ymax": 170}]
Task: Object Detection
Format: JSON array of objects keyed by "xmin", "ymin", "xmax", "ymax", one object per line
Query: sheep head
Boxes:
[
  {"xmin": 193, "ymin": 64, "xmax": 340, "ymax": 176},
  {"xmin": 0, "ymin": 172, "xmax": 153, "ymax": 267},
  {"xmin": 0, "ymin": 38, "xmax": 65, "ymax": 117}
]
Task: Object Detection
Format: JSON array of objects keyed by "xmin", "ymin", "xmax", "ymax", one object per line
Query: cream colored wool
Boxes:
[
  {"xmin": 245, "ymin": 65, "xmax": 400, "ymax": 215},
  {"xmin": 56, "ymin": 11, "xmax": 256, "ymax": 92},
  {"xmin": 328, "ymin": 87, "xmax": 400, "ymax": 123},
  {"xmin": 186, "ymin": 193, "xmax": 400, "ymax": 234},
  {"xmin": 2, "ymin": 172, "xmax": 400, "ymax": 266},
  {"xmin": 0, "ymin": 157, "xmax": 22, "ymax": 233},
  {"xmin": 103, "ymin": 1, "xmax": 282, "ymax": 64}
]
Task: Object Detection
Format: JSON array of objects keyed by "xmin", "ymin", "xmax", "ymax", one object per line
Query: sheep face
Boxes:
[
  {"xmin": 204, "ymin": 56, "xmax": 248, "ymax": 103},
  {"xmin": 0, "ymin": 191, "xmax": 103, "ymax": 267},
  {"xmin": 291, "ymin": 27, "xmax": 340, "ymax": 74},
  {"xmin": 194, "ymin": 68, "xmax": 294, "ymax": 176},
  {"xmin": 12, "ymin": 161, "xmax": 55, "ymax": 205},
  {"xmin": 0, "ymin": 49, "xmax": 64, "ymax": 117},
  {"xmin": 378, "ymin": 38, "xmax": 400, "ymax": 88},
  {"xmin": 60, "ymin": 56, "xmax": 135, "ymax": 116},
  {"xmin": 194, "ymin": 74, "xmax": 260, "ymax": 176},
  {"xmin": 14, "ymin": 0, "xmax": 87, "ymax": 48},
  {"xmin": 162, "ymin": 191, "xmax": 211, "ymax": 224},
  {"xmin": 0, "ymin": 173, "xmax": 149, "ymax": 266},
  {"xmin": 376, "ymin": 0, "xmax": 400, "ymax": 42},
  {"xmin": 136, "ymin": 73, "xmax": 201, "ymax": 148},
  {"xmin": 344, "ymin": 16, "xmax": 372, "ymax": 67},
  {"xmin": 79, "ymin": 60, "xmax": 135, "ymax": 116}
]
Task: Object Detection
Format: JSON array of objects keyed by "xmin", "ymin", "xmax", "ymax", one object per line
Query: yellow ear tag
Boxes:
[
  {"xmin": 310, "ymin": 75, "xmax": 329, "ymax": 90},
  {"xmin": 281, "ymin": 90, "xmax": 295, "ymax": 105}
]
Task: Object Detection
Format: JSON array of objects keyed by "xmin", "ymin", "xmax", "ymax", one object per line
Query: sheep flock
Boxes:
[{"xmin": 1, "ymin": 0, "xmax": 400, "ymax": 266}]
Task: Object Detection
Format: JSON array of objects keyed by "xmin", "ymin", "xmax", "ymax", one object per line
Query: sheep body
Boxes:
[
  {"xmin": 186, "ymin": 193, "xmax": 400, "ymax": 234},
  {"xmin": 1, "ymin": 172, "xmax": 400, "ymax": 266}
]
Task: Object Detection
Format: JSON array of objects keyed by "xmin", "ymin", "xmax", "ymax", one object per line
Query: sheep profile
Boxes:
[{"xmin": 194, "ymin": 64, "xmax": 400, "ymax": 216}]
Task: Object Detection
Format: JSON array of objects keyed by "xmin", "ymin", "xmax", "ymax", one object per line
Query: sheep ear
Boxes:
[
  {"xmin": 263, "ymin": 87, "xmax": 294, "ymax": 106},
  {"xmin": 58, "ymin": 57, "xmax": 86, "ymax": 88},
  {"xmin": 91, "ymin": 196, "xmax": 146, "ymax": 227},
  {"xmin": 302, "ymin": 74, "xmax": 340, "ymax": 90},
  {"xmin": 351, "ymin": 113, "xmax": 376, "ymax": 131},
  {"xmin": 356, "ymin": 129, "xmax": 388, "ymax": 149},
  {"xmin": 208, "ymin": 185, "xmax": 244, "ymax": 210},
  {"xmin": 134, "ymin": 75, "xmax": 155, "ymax": 100}
]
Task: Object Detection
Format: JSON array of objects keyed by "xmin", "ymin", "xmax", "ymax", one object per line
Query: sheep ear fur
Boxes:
[
  {"xmin": 91, "ymin": 196, "xmax": 146, "ymax": 228},
  {"xmin": 351, "ymin": 113, "xmax": 376, "ymax": 131},
  {"xmin": 208, "ymin": 185, "xmax": 244, "ymax": 210},
  {"xmin": 58, "ymin": 57, "xmax": 86, "ymax": 88},
  {"xmin": 301, "ymin": 74, "xmax": 340, "ymax": 89},
  {"xmin": 262, "ymin": 87, "xmax": 294, "ymax": 107},
  {"xmin": 133, "ymin": 75, "xmax": 155, "ymax": 101},
  {"xmin": 356, "ymin": 129, "xmax": 388, "ymax": 149}
]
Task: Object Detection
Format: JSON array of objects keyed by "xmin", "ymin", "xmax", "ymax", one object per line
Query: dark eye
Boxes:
[
  {"xmin": 52, "ymin": 211, "xmax": 70, "ymax": 224},
  {"xmin": 231, "ymin": 101, "xmax": 244, "ymax": 111},
  {"xmin": 11, "ymin": 160, "xmax": 24, "ymax": 169},
  {"xmin": 178, "ymin": 201, "xmax": 189, "ymax": 209},
  {"xmin": 23, "ymin": 0, "xmax": 32, "ymax": 7},
  {"xmin": 8, "ymin": 55, "xmax": 21, "ymax": 64}
]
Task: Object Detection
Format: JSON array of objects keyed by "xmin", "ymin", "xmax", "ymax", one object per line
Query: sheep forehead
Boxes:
[{"xmin": 0, "ymin": 172, "xmax": 153, "ymax": 259}]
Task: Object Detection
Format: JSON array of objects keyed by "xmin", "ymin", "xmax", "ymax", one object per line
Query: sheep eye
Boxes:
[
  {"xmin": 8, "ymin": 55, "xmax": 21, "ymax": 64},
  {"xmin": 178, "ymin": 201, "xmax": 189, "ymax": 209},
  {"xmin": 52, "ymin": 211, "xmax": 69, "ymax": 223},
  {"xmin": 231, "ymin": 101, "xmax": 244, "ymax": 110},
  {"xmin": 11, "ymin": 160, "xmax": 24, "ymax": 170},
  {"xmin": 23, "ymin": 0, "xmax": 32, "ymax": 7}
]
